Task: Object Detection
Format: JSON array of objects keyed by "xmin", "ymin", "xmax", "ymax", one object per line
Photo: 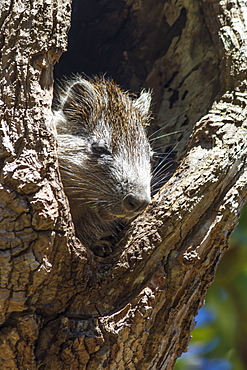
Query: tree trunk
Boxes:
[{"xmin": 1, "ymin": 0, "xmax": 247, "ymax": 369}]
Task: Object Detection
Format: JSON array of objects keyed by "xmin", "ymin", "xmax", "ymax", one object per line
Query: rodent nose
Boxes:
[{"xmin": 123, "ymin": 193, "xmax": 151, "ymax": 214}]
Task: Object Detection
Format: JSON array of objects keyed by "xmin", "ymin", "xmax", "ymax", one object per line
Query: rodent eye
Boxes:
[{"xmin": 91, "ymin": 141, "xmax": 112, "ymax": 156}]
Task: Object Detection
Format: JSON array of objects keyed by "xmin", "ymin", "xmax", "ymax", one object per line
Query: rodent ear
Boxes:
[
  {"xmin": 133, "ymin": 91, "xmax": 152, "ymax": 120},
  {"xmin": 61, "ymin": 78, "xmax": 96, "ymax": 118}
]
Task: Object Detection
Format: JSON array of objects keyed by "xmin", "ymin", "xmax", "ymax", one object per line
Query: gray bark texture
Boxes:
[{"xmin": 1, "ymin": 0, "xmax": 247, "ymax": 369}]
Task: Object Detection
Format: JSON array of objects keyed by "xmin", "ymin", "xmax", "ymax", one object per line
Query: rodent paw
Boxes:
[
  {"xmin": 91, "ymin": 240, "xmax": 113, "ymax": 257},
  {"xmin": 91, "ymin": 233, "xmax": 118, "ymax": 257}
]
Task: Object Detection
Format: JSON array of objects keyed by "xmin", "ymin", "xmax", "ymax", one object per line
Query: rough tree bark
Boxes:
[{"xmin": 1, "ymin": 0, "xmax": 247, "ymax": 369}]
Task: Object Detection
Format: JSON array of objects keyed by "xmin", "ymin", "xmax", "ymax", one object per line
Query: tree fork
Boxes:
[{"xmin": 0, "ymin": 0, "xmax": 247, "ymax": 369}]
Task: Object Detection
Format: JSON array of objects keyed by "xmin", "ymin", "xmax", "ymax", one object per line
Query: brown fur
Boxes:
[{"xmin": 54, "ymin": 76, "xmax": 152, "ymax": 256}]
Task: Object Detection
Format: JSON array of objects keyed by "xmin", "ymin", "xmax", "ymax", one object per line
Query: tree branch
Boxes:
[{"xmin": 1, "ymin": 0, "xmax": 247, "ymax": 369}]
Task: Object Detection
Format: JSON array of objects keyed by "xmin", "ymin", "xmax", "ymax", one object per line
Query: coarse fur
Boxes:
[{"xmin": 54, "ymin": 76, "xmax": 152, "ymax": 255}]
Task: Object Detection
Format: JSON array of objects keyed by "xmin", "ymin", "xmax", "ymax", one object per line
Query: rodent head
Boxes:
[{"xmin": 55, "ymin": 76, "xmax": 152, "ymax": 231}]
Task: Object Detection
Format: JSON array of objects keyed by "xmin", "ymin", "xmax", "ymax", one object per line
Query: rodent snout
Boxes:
[{"xmin": 122, "ymin": 193, "xmax": 151, "ymax": 214}]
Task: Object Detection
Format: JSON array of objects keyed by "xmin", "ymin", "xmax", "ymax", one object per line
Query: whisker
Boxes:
[
  {"xmin": 152, "ymin": 144, "xmax": 178, "ymax": 178},
  {"xmin": 59, "ymin": 166, "xmax": 114, "ymax": 197},
  {"xmin": 148, "ymin": 108, "xmax": 189, "ymax": 140},
  {"xmin": 65, "ymin": 186, "xmax": 111, "ymax": 197},
  {"xmin": 152, "ymin": 177, "xmax": 170, "ymax": 190},
  {"xmin": 152, "ymin": 162, "xmax": 174, "ymax": 179},
  {"xmin": 152, "ymin": 165, "xmax": 173, "ymax": 181},
  {"xmin": 82, "ymin": 168, "xmax": 116, "ymax": 193},
  {"xmin": 152, "ymin": 139, "xmax": 186, "ymax": 152},
  {"xmin": 149, "ymin": 130, "xmax": 182, "ymax": 142}
]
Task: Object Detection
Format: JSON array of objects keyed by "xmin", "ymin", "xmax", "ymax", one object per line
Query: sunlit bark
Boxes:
[{"xmin": 0, "ymin": 0, "xmax": 247, "ymax": 369}]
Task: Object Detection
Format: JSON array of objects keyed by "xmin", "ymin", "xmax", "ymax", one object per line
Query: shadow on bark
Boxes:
[{"xmin": 0, "ymin": 0, "xmax": 247, "ymax": 369}]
